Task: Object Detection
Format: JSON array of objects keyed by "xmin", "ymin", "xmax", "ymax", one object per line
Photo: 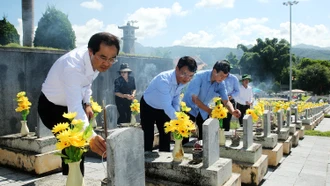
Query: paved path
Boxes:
[{"xmin": 1, "ymin": 118, "xmax": 330, "ymax": 186}]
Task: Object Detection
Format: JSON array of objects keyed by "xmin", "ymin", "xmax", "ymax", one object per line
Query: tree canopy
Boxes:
[
  {"xmin": 34, "ymin": 6, "xmax": 76, "ymax": 50},
  {"xmin": 237, "ymin": 38, "xmax": 294, "ymax": 85},
  {"xmin": 0, "ymin": 17, "xmax": 20, "ymax": 45}
]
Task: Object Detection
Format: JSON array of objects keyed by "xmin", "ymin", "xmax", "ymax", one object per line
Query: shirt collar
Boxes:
[
  {"xmin": 170, "ymin": 69, "xmax": 179, "ymax": 85},
  {"xmin": 83, "ymin": 49, "xmax": 98, "ymax": 76}
]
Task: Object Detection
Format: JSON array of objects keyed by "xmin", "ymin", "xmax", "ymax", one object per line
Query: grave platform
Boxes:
[
  {"xmin": 279, "ymin": 136, "xmax": 293, "ymax": 155},
  {"xmin": 289, "ymin": 124, "xmax": 296, "ymax": 135},
  {"xmin": 278, "ymin": 128, "xmax": 290, "ymax": 141},
  {"xmin": 232, "ymin": 154, "xmax": 268, "ymax": 186},
  {"xmin": 292, "ymin": 131, "xmax": 300, "ymax": 147},
  {"xmin": 145, "ymin": 152, "xmax": 239, "ymax": 186},
  {"xmin": 0, "ymin": 133, "xmax": 61, "ymax": 175},
  {"xmin": 253, "ymin": 133, "xmax": 278, "ymax": 149},
  {"xmin": 298, "ymin": 126, "xmax": 305, "ymax": 139},
  {"xmin": 302, "ymin": 118, "xmax": 314, "ymax": 130},
  {"xmin": 262, "ymin": 143, "xmax": 283, "ymax": 167}
]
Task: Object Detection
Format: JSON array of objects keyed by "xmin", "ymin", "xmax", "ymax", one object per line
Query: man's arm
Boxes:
[{"xmin": 192, "ymin": 95, "xmax": 212, "ymax": 114}]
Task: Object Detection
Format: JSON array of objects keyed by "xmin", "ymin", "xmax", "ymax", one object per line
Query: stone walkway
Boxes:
[{"xmin": 1, "ymin": 118, "xmax": 330, "ymax": 186}]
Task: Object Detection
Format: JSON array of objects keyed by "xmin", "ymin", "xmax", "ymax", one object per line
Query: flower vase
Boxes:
[
  {"xmin": 219, "ymin": 128, "xmax": 226, "ymax": 146},
  {"xmin": 20, "ymin": 120, "xmax": 29, "ymax": 136},
  {"xmin": 91, "ymin": 118, "xmax": 97, "ymax": 128},
  {"xmin": 130, "ymin": 114, "xmax": 136, "ymax": 125},
  {"xmin": 66, "ymin": 160, "xmax": 85, "ymax": 186},
  {"xmin": 172, "ymin": 138, "xmax": 184, "ymax": 162}
]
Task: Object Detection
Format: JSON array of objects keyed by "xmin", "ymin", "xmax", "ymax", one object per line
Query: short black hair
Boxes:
[
  {"xmin": 177, "ymin": 56, "xmax": 197, "ymax": 73},
  {"xmin": 213, "ymin": 60, "xmax": 231, "ymax": 74},
  {"xmin": 88, "ymin": 32, "xmax": 120, "ymax": 55}
]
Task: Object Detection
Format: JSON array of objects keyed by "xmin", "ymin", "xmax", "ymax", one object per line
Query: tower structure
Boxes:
[{"xmin": 118, "ymin": 21, "xmax": 139, "ymax": 54}]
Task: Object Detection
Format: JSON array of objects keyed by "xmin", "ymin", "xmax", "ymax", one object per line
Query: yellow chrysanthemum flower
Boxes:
[
  {"xmin": 52, "ymin": 122, "xmax": 69, "ymax": 133},
  {"xmin": 16, "ymin": 91, "xmax": 26, "ymax": 97},
  {"xmin": 62, "ymin": 112, "xmax": 77, "ymax": 120},
  {"xmin": 71, "ymin": 119, "xmax": 83, "ymax": 125},
  {"xmin": 55, "ymin": 140, "xmax": 70, "ymax": 151},
  {"xmin": 133, "ymin": 99, "xmax": 138, "ymax": 103}
]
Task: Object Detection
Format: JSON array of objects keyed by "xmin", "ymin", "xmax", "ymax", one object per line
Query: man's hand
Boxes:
[
  {"xmin": 89, "ymin": 135, "xmax": 107, "ymax": 158},
  {"xmin": 232, "ymin": 109, "xmax": 241, "ymax": 118},
  {"xmin": 84, "ymin": 105, "xmax": 94, "ymax": 120}
]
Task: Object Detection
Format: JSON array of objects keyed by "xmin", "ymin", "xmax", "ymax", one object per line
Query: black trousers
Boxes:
[
  {"xmin": 182, "ymin": 112, "xmax": 205, "ymax": 145},
  {"xmin": 37, "ymin": 92, "xmax": 85, "ymax": 176},
  {"xmin": 140, "ymin": 96, "xmax": 171, "ymax": 152},
  {"xmin": 223, "ymin": 99, "xmax": 236, "ymax": 131},
  {"xmin": 236, "ymin": 102, "xmax": 250, "ymax": 126},
  {"xmin": 115, "ymin": 96, "xmax": 132, "ymax": 124}
]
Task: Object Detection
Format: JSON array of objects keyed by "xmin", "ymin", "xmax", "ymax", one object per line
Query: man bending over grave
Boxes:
[{"xmin": 141, "ymin": 56, "xmax": 197, "ymax": 152}]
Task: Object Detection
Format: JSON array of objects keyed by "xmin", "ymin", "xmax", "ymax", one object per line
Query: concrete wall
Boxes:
[{"xmin": 0, "ymin": 47, "xmax": 173, "ymax": 136}]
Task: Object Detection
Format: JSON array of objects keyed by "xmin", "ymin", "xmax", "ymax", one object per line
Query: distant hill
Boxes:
[{"xmin": 134, "ymin": 42, "xmax": 330, "ymax": 66}]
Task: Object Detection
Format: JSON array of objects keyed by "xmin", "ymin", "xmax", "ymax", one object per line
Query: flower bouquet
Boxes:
[
  {"xmin": 129, "ymin": 99, "xmax": 140, "ymax": 127},
  {"xmin": 15, "ymin": 91, "xmax": 32, "ymax": 136},
  {"xmin": 164, "ymin": 101, "xmax": 195, "ymax": 162},
  {"xmin": 52, "ymin": 112, "xmax": 94, "ymax": 186},
  {"xmin": 210, "ymin": 97, "xmax": 228, "ymax": 146}
]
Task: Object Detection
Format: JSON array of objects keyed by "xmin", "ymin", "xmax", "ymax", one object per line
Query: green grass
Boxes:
[
  {"xmin": 305, "ymin": 130, "xmax": 330, "ymax": 137},
  {"xmin": 324, "ymin": 114, "xmax": 330, "ymax": 118},
  {"xmin": 0, "ymin": 43, "xmax": 66, "ymax": 51}
]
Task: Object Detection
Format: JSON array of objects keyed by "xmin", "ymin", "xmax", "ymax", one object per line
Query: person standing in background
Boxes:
[
  {"xmin": 114, "ymin": 63, "xmax": 136, "ymax": 125},
  {"xmin": 222, "ymin": 61, "xmax": 240, "ymax": 131},
  {"xmin": 234, "ymin": 74, "xmax": 253, "ymax": 126}
]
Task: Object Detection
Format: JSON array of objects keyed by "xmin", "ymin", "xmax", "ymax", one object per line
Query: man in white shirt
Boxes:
[
  {"xmin": 37, "ymin": 32, "xmax": 120, "ymax": 175},
  {"xmin": 234, "ymin": 74, "xmax": 253, "ymax": 126}
]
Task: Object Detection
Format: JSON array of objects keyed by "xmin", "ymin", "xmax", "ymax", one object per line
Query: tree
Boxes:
[
  {"xmin": 34, "ymin": 6, "xmax": 76, "ymax": 50},
  {"xmin": 226, "ymin": 52, "xmax": 240, "ymax": 74},
  {"xmin": 0, "ymin": 17, "xmax": 20, "ymax": 45},
  {"xmin": 22, "ymin": 0, "xmax": 34, "ymax": 46},
  {"xmin": 296, "ymin": 62, "xmax": 330, "ymax": 95},
  {"xmin": 237, "ymin": 38, "xmax": 294, "ymax": 85}
]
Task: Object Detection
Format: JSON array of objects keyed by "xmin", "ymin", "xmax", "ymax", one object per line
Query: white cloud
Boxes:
[
  {"xmin": 173, "ymin": 31, "xmax": 215, "ymax": 47},
  {"xmin": 172, "ymin": 2, "xmax": 188, "ymax": 16},
  {"xmin": 80, "ymin": 0, "xmax": 103, "ymax": 11},
  {"xmin": 125, "ymin": 2, "xmax": 188, "ymax": 40},
  {"xmin": 72, "ymin": 19, "xmax": 122, "ymax": 47},
  {"xmin": 195, "ymin": 0, "xmax": 235, "ymax": 8},
  {"xmin": 172, "ymin": 17, "xmax": 330, "ymax": 48}
]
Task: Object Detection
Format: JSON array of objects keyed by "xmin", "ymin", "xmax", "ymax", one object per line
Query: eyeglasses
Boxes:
[
  {"xmin": 179, "ymin": 71, "xmax": 195, "ymax": 79},
  {"xmin": 94, "ymin": 54, "xmax": 118, "ymax": 64}
]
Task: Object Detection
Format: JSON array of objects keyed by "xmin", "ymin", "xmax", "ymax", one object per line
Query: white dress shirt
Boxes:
[
  {"xmin": 42, "ymin": 45, "xmax": 99, "ymax": 131},
  {"xmin": 234, "ymin": 84, "xmax": 253, "ymax": 105}
]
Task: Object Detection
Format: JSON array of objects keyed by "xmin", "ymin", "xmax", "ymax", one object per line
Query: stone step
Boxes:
[
  {"xmin": 0, "ymin": 146, "xmax": 61, "ymax": 175},
  {"xmin": 0, "ymin": 133, "xmax": 56, "ymax": 154}
]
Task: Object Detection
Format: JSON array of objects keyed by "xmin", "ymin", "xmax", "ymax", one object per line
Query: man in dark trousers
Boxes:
[{"xmin": 38, "ymin": 32, "xmax": 120, "ymax": 175}]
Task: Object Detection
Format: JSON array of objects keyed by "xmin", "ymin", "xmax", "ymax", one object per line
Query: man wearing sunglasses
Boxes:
[
  {"xmin": 37, "ymin": 32, "xmax": 120, "ymax": 176},
  {"xmin": 141, "ymin": 56, "xmax": 197, "ymax": 152}
]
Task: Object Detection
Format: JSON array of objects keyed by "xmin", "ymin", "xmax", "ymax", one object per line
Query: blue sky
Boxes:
[{"xmin": 1, "ymin": 0, "xmax": 329, "ymax": 48}]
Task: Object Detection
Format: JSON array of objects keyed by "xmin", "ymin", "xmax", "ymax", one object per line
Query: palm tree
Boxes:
[{"xmin": 22, "ymin": 0, "xmax": 34, "ymax": 46}]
